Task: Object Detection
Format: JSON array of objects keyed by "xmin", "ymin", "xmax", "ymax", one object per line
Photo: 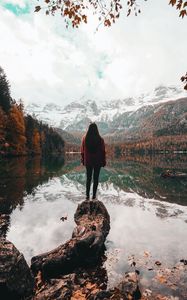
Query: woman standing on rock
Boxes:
[{"xmin": 81, "ymin": 123, "xmax": 106, "ymax": 200}]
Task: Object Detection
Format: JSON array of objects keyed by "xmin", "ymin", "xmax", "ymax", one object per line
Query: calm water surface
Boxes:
[{"xmin": 0, "ymin": 154, "xmax": 187, "ymax": 298}]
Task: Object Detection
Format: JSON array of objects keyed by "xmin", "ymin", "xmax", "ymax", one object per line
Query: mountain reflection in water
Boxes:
[{"xmin": 0, "ymin": 154, "xmax": 187, "ymax": 298}]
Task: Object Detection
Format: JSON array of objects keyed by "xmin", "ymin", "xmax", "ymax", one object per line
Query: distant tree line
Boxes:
[
  {"xmin": 106, "ymin": 134, "xmax": 187, "ymax": 156},
  {"xmin": 0, "ymin": 66, "xmax": 64, "ymax": 156}
]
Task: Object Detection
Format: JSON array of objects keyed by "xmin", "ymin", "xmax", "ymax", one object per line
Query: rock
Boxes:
[
  {"xmin": 161, "ymin": 170, "xmax": 187, "ymax": 179},
  {"xmin": 31, "ymin": 200, "xmax": 110, "ymax": 279},
  {"xmin": 0, "ymin": 239, "xmax": 34, "ymax": 299},
  {"xmin": 33, "ymin": 276, "xmax": 74, "ymax": 300},
  {"xmin": 33, "ymin": 266, "xmax": 108, "ymax": 300},
  {"xmin": 33, "ymin": 269, "xmax": 142, "ymax": 300},
  {"xmin": 90, "ymin": 290, "xmax": 112, "ymax": 299},
  {"xmin": 0, "ymin": 214, "xmax": 10, "ymax": 238},
  {"xmin": 117, "ymin": 272, "xmax": 141, "ymax": 299}
]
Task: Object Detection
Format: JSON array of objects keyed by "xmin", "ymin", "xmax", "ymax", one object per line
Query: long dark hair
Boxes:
[{"xmin": 85, "ymin": 123, "xmax": 101, "ymax": 153}]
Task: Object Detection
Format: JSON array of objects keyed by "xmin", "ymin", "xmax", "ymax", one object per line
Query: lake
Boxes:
[{"xmin": 0, "ymin": 154, "xmax": 187, "ymax": 298}]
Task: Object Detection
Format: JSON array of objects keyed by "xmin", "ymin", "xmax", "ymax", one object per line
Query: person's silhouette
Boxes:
[{"xmin": 81, "ymin": 123, "xmax": 106, "ymax": 200}]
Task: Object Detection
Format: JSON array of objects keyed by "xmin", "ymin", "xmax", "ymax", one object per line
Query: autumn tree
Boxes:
[
  {"xmin": 35, "ymin": 0, "xmax": 143, "ymax": 27},
  {"xmin": 6, "ymin": 103, "xmax": 26, "ymax": 155},
  {"xmin": 25, "ymin": 115, "xmax": 65, "ymax": 155},
  {"xmin": 0, "ymin": 66, "xmax": 65, "ymax": 157},
  {"xmin": 0, "ymin": 67, "xmax": 12, "ymax": 153},
  {"xmin": 35, "ymin": 0, "xmax": 187, "ymax": 27}
]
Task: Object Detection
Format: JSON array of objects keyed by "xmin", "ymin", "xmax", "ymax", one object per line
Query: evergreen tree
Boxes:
[{"xmin": 0, "ymin": 67, "xmax": 12, "ymax": 113}]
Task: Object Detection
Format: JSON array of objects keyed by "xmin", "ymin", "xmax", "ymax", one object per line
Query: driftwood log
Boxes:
[{"xmin": 31, "ymin": 200, "xmax": 110, "ymax": 279}]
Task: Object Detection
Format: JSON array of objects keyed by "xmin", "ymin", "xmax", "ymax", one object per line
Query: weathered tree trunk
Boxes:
[{"xmin": 31, "ymin": 200, "xmax": 110, "ymax": 279}]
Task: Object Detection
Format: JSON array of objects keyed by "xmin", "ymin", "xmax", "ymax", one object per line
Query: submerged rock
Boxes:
[
  {"xmin": 117, "ymin": 272, "xmax": 141, "ymax": 299},
  {"xmin": 161, "ymin": 170, "xmax": 187, "ymax": 178},
  {"xmin": 0, "ymin": 239, "xmax": 34, "ymax": 299}
]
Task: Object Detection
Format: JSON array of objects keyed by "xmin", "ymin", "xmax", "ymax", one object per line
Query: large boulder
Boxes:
[{"xmin": 0, "ymin": 239, "xmax": 34, "ymax": 299}]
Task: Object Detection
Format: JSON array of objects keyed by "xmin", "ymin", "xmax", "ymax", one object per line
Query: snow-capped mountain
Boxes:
[{"xmin": 25, "ymin": 85, "xmax": 186, "ymax": 135}]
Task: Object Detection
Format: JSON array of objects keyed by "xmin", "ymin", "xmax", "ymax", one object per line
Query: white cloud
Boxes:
[{"xmin": 0, "ymin": 0, "xmax": 187, "ymax": 107}]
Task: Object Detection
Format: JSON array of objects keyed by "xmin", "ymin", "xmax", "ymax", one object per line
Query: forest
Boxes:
[
  {"xmin": 0, "ymin": 67, "xmax": 64, "ymax": 157},
  {"xmin": 106, "ymin": 134, "xmax": 187, "ymax": 157}
]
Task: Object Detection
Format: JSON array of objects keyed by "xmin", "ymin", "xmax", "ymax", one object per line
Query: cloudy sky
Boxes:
[{"xmin": 0, "ymin": 0, "xmax": 187, "ymax": 106}]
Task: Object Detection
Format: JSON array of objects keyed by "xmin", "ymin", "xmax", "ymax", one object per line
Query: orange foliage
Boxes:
[
  {"xmin": 169, "ymin": 0, "xmax": 187, "ymax": 18},
  {"xmin": 0, "ymin": 68, "xmax": 64, "ymax": 157},
  {"xmin": 35, "ymin": 0, "xmax": 187, "ymax": 28},
  {"xmin": 6, "ymin": 104, "xmax": 26, "ymax": 154}
]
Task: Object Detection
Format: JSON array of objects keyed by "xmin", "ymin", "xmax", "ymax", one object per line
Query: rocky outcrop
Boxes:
[
  {"xmin": 0, "ymin": 200, "xmax": 142, "ymax": 299},
  {"xmin": 31, "ymin": 200, "xmax": 110, "ymax": 279},
  {"xmin": 33, "ymin": 268, "xmax": 141, "ymax": 300},
  {"xmin": 0, "ymin": 239, "xmax": 34, "ymax": 299},
  {"xmin": 30, "ymin": 200, "xmax": 142, "ymax": 299},
  {"xmin": 0, "ymin": 214, "xmax": 10, "ymax": 238},
  {"xmin": 26, "ymin": 85, "xmax": 186, "ymax": 135}
]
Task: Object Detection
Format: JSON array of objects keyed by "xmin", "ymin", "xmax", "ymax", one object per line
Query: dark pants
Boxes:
[{"xmin": 86, "ymin": 166, "xmax": 101, "ymax": 199}]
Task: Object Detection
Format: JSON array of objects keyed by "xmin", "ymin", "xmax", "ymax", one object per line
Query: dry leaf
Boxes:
[
  {"xmin": 155, "ymin": 274, "xmax": 167, "ymax": 284},
  {"xmin": 144, "ymin": 251, "xmax": 150, "ymax": 257},
  {"xmin": 71, "ymin": 290, "xmax": 86, "ymax": 300}
]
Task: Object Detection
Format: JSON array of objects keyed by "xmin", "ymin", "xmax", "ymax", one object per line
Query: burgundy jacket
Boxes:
[{"xmin": 81, "ymin": 136, "xmax": 106, "ymax": 167}]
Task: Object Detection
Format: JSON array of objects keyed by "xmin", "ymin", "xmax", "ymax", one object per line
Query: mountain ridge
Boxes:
[{"xmin": 25, "ymin": 85, "xmax": 187, "ymax": 144}]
